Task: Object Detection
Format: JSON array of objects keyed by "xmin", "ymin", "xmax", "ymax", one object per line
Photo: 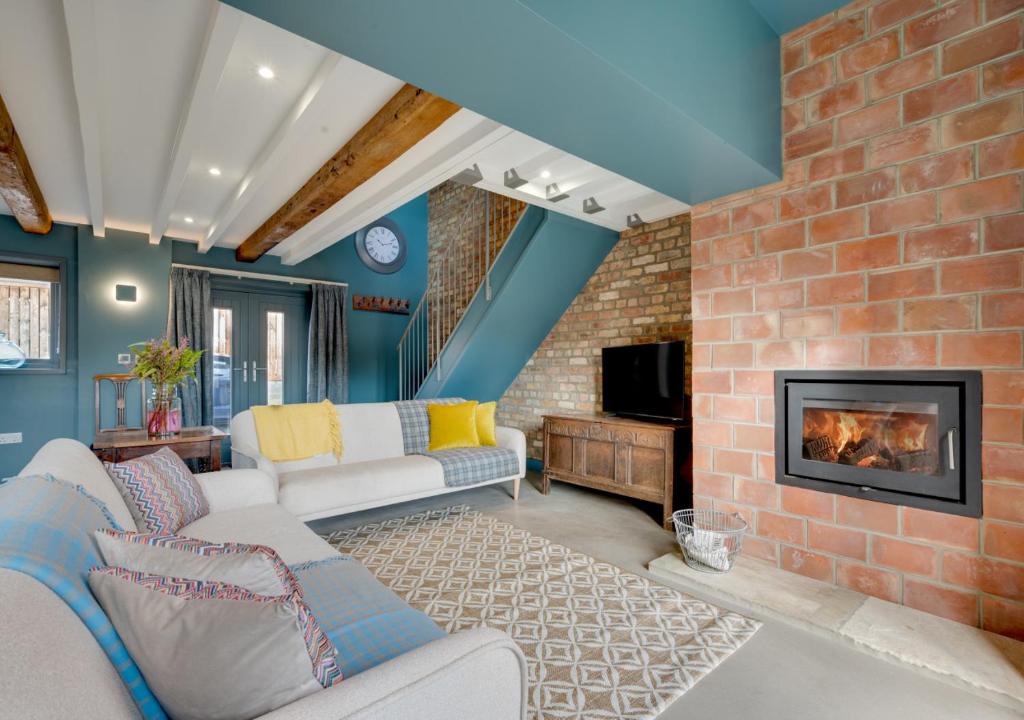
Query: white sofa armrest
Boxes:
[
  {"xmin": 495, "ymin": 426, "xmax": 527, "ymax": 478},
  {"xmin": 256, "ymin": 627, "xmax": 526, "ymax": 720},
  {"xmin": 194, "ymin": 469, "xmax": 278, "ymax": 513}
]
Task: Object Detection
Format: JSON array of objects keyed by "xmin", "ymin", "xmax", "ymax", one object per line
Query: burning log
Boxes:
[
  {"xmin": 803, "ymin": 435, "xmax": 837, "ymax": 462},
  {"xmin": 838, "ymin": 437, "xmax": 879, "ymax": 465},
  {"xmin": 896, "ymin": 450, "xmax": 933, "ymax": 473}
]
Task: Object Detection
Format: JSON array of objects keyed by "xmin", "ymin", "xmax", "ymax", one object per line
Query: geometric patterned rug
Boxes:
[{"xmin": 322, "ymin": 506, "xmax": 761, "ymax": 719}]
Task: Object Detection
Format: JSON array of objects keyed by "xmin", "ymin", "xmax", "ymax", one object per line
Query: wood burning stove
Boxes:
[{"xmin": 775, "ymin": 371, "xmax": 981, "ymax": 518}]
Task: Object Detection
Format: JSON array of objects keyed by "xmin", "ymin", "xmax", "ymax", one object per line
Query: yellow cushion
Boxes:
[
  {"xmin": 427, "ymin": 401, "xmax": 480, "ymax": 451},
  {"xmin": 476, "ymin": 401, "xmax": 497, "ymax": 446}
]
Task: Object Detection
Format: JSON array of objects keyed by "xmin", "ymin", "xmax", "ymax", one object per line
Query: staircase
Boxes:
[
  {"xmin": 397, "ymin": 188, "xmax": 526, "ymax": 399},
  {"xmin": 397, "ymin": 187, "xmax": 620, "ymax": 402}
]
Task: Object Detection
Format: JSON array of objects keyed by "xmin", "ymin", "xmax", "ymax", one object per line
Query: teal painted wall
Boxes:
[
  {"xmin": 223, "ymin": 0, "xmax": 782, "ymax": 205},
  {"xmin": 0, "ymin": 216, "xmax": 78, "ymax": 476},
  {"xmin": 424, "ymin": 211, "xmax": 619, "ymax": 401},
  {"xmin": 0, "ymin": 194, "xmax": 427, "ymax": 477},
  {"xmin": 171, "ymin": 193, "xmax": 428, "ymax": 402},
  {"xmin": 748, "ymin": 0, "xmax": 850, "ymax": 34},
  {"xmin": 76, "ymin": 226, "xmax": 173, "ymax": 441},
  {"xmin": 518, "ymin": 0, "xmax": 780, "ymax": 188}
]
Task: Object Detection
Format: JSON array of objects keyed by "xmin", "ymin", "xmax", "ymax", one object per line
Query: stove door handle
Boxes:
[{"xmin": 947, "ymin": 428, "xmax": 957, "ymax": 472}]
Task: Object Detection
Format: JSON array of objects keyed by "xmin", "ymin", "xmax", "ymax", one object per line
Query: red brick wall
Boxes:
[
  {"xmin": 499, "ymin": 215, "xmax": 692, "ymax": 459},
  {"xmin": 690, "ymin": 0, "xmax": 1024, "ymax": 638}
]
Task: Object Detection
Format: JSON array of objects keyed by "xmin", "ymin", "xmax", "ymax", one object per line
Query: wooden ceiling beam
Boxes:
[
  {"xmin": 0, "ymin": 93, "xmax": 51, "ymax": 234},
  {"xmin": 235, "ymin": 83, "xmax": 460, "ymax": 262}
]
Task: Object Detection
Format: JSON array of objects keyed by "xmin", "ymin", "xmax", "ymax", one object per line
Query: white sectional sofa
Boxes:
[
  {"xmin": 1, "ymin": 438, "xmax": 528, "ymax": 720},
  {"xmin": 229, "ymin": 400, "xmax": 527, "ymax": 522}
]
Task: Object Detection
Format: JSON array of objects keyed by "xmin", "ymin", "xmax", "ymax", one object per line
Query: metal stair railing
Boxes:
[{"xmin": 397, "ymin": 188, "xmax": 525, "ymax": 400}]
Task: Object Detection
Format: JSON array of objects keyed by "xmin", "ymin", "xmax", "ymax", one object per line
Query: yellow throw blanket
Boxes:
[{"xmin": 251, "ymin": 399, "xmax": 343, "ymax": 463}]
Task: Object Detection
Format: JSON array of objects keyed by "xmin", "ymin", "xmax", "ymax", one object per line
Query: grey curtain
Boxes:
[
  {"xmin": 167, "ymin": 267, "xmax": 212, "ymax": 426},
  {"xmin": 307, "ymin": 283, "xmax": 348, "ymax": 403}
]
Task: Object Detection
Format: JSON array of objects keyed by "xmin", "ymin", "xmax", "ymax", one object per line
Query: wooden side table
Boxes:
[{"xmin": 92, "ymin": 426, "xmax": 228, "ymax": 472}]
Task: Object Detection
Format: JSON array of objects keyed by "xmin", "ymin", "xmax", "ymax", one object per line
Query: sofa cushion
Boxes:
[
  {"xmin": 95, "ymin": 529, "xmax": 301, "ymax": 598},
  {"xmin": 393, "ymin": 398, "xmax": 464, "ymax": 454},
  {"xmin": 19, "ymin": 438, "xmax": 138, "ymax": 531},
  {"xmin": 180, "ymin": 504, "xmax": 338, "ymax": 566},
  {"xmin": 336, "ymin": 402, "xmax": 406, "ymax": 464},
  {"xmin": 231, "ymin": 402, "xmax": 408, "ymax": 473},
  {"xmin": 89, "ymin": 568, "xmax": 342, "ymax": 720},
  {"xmin": 277, "ymin": 455, "xmax": 446, "ymax": 519},
  {"xmin": 476, "ymin": 401, "xmax": 498, "ymax": 446},
  {"xmin": 291, "ymin": 556, "xmax": 446, "ymax": 677},
  {"xmin": 423, "ymin": 447, "xmax": 522, "ymax": 488},
  {"xmin": 0, "ymin": 474, "xmax": 167, "ymax": 719},
  {"xmin": 104, "ymin": 448, "xmax": 209, "ymax": 534},
  {"xmin": 427, "ymin": 401, "xmax": 480, "ymax": 451}
]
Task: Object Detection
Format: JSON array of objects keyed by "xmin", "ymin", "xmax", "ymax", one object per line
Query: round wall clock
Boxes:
[{"xmin": 355, "ymin": 218, "xmax": 407, "ymax": 274}]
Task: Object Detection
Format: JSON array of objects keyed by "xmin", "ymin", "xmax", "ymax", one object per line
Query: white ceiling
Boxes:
[{"xmin": 0, "ymin": 0, "xmax": 689, "ymax": 262}]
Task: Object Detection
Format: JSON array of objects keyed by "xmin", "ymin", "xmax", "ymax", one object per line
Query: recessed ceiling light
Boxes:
[
  {"xmin": 208, "ymin": 166, "xmax": 221, "ymax": 176},
  {"xmin": 184, "ymin": 216, "xmax": 194, "ymax": 224},
  {"xmin": 540, "ymin": 169, "xmax": 551, "ymax": 179},
  {"xmin": 257, "ymin": 65, "xmax": 275, "ymax": 80}
]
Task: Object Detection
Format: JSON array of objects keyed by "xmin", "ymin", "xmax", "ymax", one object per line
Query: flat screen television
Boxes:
[{"xmin": 602, "ymin": 341, "xmax": 687, "ymax": 421}]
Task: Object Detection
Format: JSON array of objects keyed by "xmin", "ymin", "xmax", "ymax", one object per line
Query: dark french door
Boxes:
[{"xmin": 211, "ymin": 287, "xmax": 308, "ymax": 431}]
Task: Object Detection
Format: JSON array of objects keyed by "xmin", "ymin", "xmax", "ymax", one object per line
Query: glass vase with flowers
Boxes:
[{"xmin": 130, "ymin": 337, "xmax": 203, "ymax": 437}]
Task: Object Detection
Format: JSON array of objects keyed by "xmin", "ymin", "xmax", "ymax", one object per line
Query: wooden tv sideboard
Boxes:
[{"xmin": 541, "ymin": 414, "xmax": 691, "ymax": 529}]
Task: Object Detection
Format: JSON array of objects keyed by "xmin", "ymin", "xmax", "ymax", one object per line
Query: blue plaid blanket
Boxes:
[
  {"xmin": 0, "ymin": 474, "xmax": 167, "ymax": 720},
  {"xmin": 393, "ymin": 398, "xmax": 463, "ymax": 454},
  {"xmin": 423, "ymin": 446, "xmax": 521, "ymax": 487},
  {"xmin": 291, "ymin": 556, "xmax": 444, "ymax": 677}
]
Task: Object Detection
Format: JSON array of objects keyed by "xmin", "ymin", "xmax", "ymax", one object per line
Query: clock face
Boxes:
[
  {"xmin": 355, "ymin": 219, "xmax": 407, "ymax": 274},
  {"xmin": 364, "ymin": 225, "xmax": 400, "ymax": 264}
]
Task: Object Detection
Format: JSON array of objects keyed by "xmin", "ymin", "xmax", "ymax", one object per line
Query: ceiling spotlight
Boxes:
[
  {"xmin": 503, "ymin": 168, "xmax": 528, "ymax": 189},
  {"xmin": 627, "ymin": 213, "xmax": 645, "ymax": 228},
  {"xmin": 540, "ymin": 169, "xmax": 551, "ymax": 179},
  {"xmin": 184, "ymin": 216, "xmax": 194, "ymax": 224},
  {"xmin": 545, "ymin": 183, "xmax": 569, "ymax": 203},
  {"xmin": 582, "ymin": 197, "xmax": 605, "ymax": 214},
  {"xmin": 208, "ymin": 166, "xmax": 221, "ymax": 176},
  {"xmin": 451, "ymin": 163, "xmax": 483, "ymax": 186},
  {"xmin": 257, "ymin": 65, "xmax": 275, "ymax": 80}
]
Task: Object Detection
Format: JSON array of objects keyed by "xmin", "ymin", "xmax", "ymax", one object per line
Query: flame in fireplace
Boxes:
[{"xmin": 802, "ymin": 406, "xmax": 937, "ymax": 473}]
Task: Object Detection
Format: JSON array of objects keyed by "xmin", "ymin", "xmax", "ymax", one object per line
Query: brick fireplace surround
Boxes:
[{"xmin": 690, "ymin": 0, "xmax": 1024, "ymax": 639}]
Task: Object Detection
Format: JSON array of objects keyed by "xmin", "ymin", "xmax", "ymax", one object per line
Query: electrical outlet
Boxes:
[
  {"xmin": 117, "ymin": 353, "xmax": 133, "ymax": 366},
  {"xmin": 0, "ymin": 432, "xmax": 22, "ymax": 445}
]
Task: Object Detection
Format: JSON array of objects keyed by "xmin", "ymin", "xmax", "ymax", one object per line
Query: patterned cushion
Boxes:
[
  {"xmin": 393, "ymin": 398, "xmax": 463, "ymax": 455},
  {"xmin": 89, "ymin": 567, "xmax": 343, "ymax": 720},
  {"xmin": 104, "ymin": 447, "xmax": 209, "ymax": 534},
  {"xmin": 95, "ymin": 529, "xmax": 301, "ymax": 598}
]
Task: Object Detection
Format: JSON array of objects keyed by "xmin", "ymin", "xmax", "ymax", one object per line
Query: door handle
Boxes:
[
  {"xmin": 234, "ymin": 361, "xmax": 248, "ymax": 383},
  {"xmin": 253, "ymin": 366, "xmax": 267, "ymax": 383},
  {"xmin": 947, "ymin": 428, "xmax": 957, "ymax": 472}
]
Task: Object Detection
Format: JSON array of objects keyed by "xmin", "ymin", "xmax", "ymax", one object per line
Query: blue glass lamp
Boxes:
[{"xmin": 0, "ymin": 331, "xmax": 27, "ymax": 369}]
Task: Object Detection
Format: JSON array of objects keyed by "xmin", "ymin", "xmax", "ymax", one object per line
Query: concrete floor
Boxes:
[{"xmin": 309, "ymin": 474, "xmax": 1022, "ymax": 720}]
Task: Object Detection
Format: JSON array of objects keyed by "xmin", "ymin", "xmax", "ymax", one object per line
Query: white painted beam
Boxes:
[
  {"xmin": 149, "ymin": 3, "xmax": 242, "ymax": 245},
  {"xmin": 200, "ymin": 51, "xmax": 340, "ymax": 253},
  {"xmin": 62, "ymin": 0, "xmax": 105, "ymax": 237},
  {"xmin": 279, "ymin": 115, "xmax": 511, "ymax": 265}
]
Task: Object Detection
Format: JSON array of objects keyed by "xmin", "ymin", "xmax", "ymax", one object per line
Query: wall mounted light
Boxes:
[{"xmin": 115, "ymin": 284, "xmax": 138, "ymax": 303}]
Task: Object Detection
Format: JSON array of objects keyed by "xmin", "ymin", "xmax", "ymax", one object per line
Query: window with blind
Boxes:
[{"xmin": 0, "ymin": 255, "xmax": 65, "ymax": 371}]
